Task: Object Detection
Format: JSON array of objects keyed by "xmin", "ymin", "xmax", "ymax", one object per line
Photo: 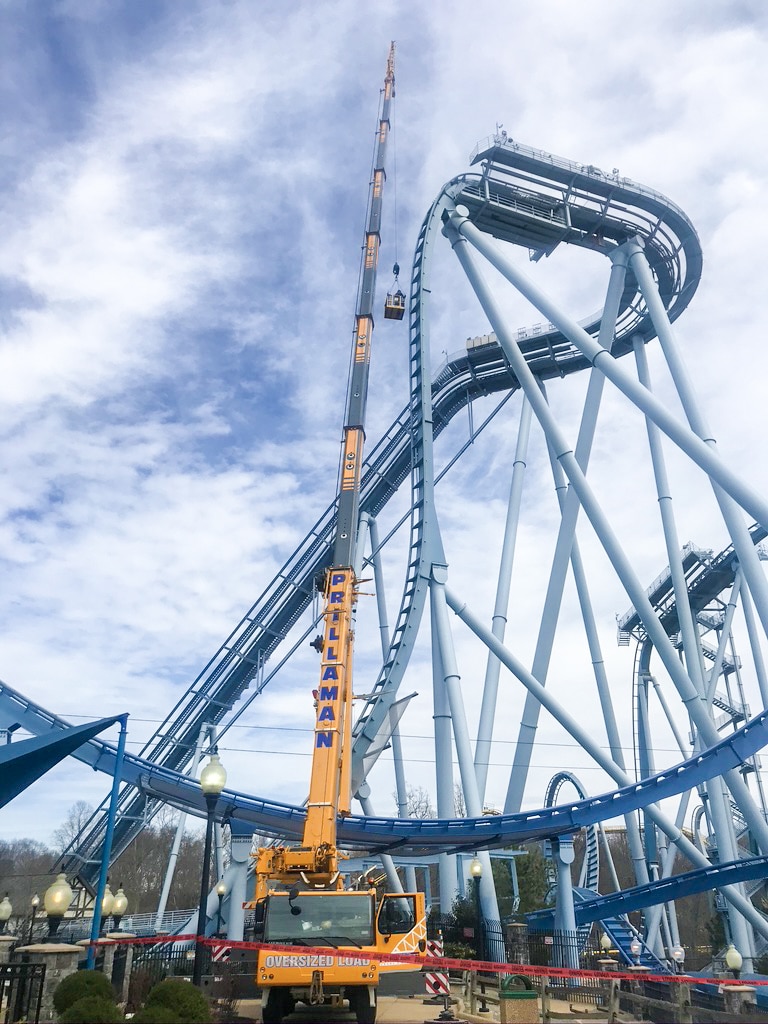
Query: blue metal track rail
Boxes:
[{"xmin": 1, "ymin": 678, "xmax": 766, "ymax": 857}]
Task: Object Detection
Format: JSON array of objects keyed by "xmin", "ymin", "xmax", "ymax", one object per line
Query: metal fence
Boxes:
[{"xmin": 0, "ymin": 962, "xmax": 45, "ymax": 1024}]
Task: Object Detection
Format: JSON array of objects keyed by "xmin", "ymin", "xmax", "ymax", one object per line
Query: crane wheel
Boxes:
[
  {"xmin": 261, "ymin": 987, "xmax": 287, "ymax": 1024},
  {"xmin": 349, "ymin": 985, "xmax": 377, "ymax": 1024}
]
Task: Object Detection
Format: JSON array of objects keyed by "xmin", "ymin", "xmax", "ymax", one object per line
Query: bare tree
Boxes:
[
  {"xmin": 454, "ymin": 783, "xmax": 466, "ymax": 817},
  {"xmin": 51, "ymin": 800, "xmax": 94, "ymax": 853},
  {"xmin": 398, "ymin": 785, "xmax": 435, "ymax": 819}
]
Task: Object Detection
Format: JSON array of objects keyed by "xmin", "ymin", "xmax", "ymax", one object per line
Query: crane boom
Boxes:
[
  {"xmin": 254, "ymin": 43, "xmax": 396, "ymax": 895},
  {"xmin": 249, "ymin": 50, "xmax": 426, "ymax": 1023}
]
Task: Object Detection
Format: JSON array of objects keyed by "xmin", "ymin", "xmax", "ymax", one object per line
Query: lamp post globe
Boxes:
[
  {"xmin": 671, "ymin": 944, "xmax": 685, "ymax": 973},
  {"xmin": 725, "ymin": 943, "xmax": 743, "ymax": 980},
  {"xmin": 101, "ymin": 883, "xmax": 115, "ymax": 918},
  {"xmin": 629, "ymin": 938, "xmax": 641, "ymax": 965},
  {"xmin": 44, "ymin": 874, "xmax": 73, "ymax": 938},
  {"xmin": 600, "ymin": 932, "xmax": 611, "ymax": 954},
  {"xmin": 192, "ymin": 751, "xmax": 227, "ymax": 986},
  {"xmin": 200, "ymin": 752, "xmax": 227, "ymax": 797},
  {"xmin": 468, "ymin": 857, "xmax": 483, "ymax": 879},
  {"xmin": 111, "ymin": 886, "xmax": 128, "ymax": 931},
  {"xmin": 0, "ymin": 894, "xmax": 12, "ymax": 935}
]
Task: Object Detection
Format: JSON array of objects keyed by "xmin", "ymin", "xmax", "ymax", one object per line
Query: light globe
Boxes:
[{"xmin": 200, "ymin": 753, "xmax": 227, "ymax": 796}]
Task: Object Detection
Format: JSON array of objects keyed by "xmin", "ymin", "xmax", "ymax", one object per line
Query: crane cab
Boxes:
[{"xmin": 384, "ymin": 290, "xmax": 405, "ymax": 320}]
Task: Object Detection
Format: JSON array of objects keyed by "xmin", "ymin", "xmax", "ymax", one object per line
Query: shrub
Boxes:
[
  {"xmin": 444, "ymin": 941, "xmax": 476, "ymax": 961},
  {"xmin": 53, "ymin": 970, "xmax": 115, "ymax": 1014},
  {"xmin": 146, "ymin": 978, "xmax": 211, "ymax": 1023},
  {"xmin": 59, "ymin": 995, "xmax": 124, "ymax": 1023},
  {"xmin": 131, "ymin": 1007, "xmax": 183, "ymax": 1023}
]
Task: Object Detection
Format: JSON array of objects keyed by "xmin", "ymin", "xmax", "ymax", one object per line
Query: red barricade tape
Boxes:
[{"xmin": 92, "ymin": 934, "xmax": 762, "ymax": 988}]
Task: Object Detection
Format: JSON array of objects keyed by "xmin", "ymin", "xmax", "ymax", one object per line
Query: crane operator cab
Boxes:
[{"xmin": 384, "ymin": 262, "xmax": 405, "ymax": 320}]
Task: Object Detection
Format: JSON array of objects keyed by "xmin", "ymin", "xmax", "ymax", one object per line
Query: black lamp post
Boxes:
[
  {"xmin": 28, "ymin": 894, "xmax": 40, "ymax": 944},
  {"xmin": 469, "ymin": 857, "xmax": 483, "ymax": 962},
  {"xmin": 215, "ymin": 881, "xmax": 227, "ymax": 937},
  {"xmin": 192, "ymin": 751, "xmax": 227, "ymax": 986}
]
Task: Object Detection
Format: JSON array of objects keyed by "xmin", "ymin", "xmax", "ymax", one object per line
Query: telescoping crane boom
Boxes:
[{"xmin": 247, "ymin": 44, "xmax": 426, "ymax": 1024}]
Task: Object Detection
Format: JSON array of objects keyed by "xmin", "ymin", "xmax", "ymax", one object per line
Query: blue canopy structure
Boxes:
[{"xmin": 0, "ymin": 715, "xmax": 123, "ymax": 810}]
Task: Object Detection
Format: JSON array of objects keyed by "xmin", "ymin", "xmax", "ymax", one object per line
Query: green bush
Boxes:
[
  {"xmin": 146, "ymin": 978, "xmax": 211, "ymax": 1023},
  {"xmin": 53, "ymin": 970, "xmax": 115, "ymax": 1014},
  {"xmin": 131, "ymin": 1007, "xmax": 183, "ymax": 1023},
  {"xmin": 444, "ymin": 941, "xmax": 476, "ymax": 961},
  {"xmin": 59, "ymin": 995, "xmax": 124, "ymax": 1023}
]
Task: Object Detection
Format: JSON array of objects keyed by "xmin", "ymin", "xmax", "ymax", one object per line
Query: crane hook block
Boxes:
[{"xmin": 384, "ymin": 290, "xmax": 406, "ymax": 320}]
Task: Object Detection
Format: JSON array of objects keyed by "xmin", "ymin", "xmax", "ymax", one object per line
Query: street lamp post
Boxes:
[
  {"xmin": 44, "ymin": 874, "xmax": 74, "ymax": 938},
  {"xmin": 215, "ymin": 881, "xmax": 227, "ymax": 937},
  {"xmin": 28, "ymin": 894, "xmax": 40, "ymax": 944},
  {"xmin": 468, "ymin": 857, "xmax": 483, "ymax": 962},
  {"xmin": 192, "ymin": 751, "xmax": 227, "ymax": 987},
  {"xmin": 0, "ymin": 894, "xmax": 12, "ymax": 935}
]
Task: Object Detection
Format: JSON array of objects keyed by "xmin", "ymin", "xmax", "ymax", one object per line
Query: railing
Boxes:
[{"xmin": 0, "ymin": 962, "xmax": 45, "ymax": 1024}]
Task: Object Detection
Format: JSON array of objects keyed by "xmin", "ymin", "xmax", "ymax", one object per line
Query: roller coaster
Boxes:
[{"xmin": 3, "ymin": 118, "xmax": 768, "ymax": 969}]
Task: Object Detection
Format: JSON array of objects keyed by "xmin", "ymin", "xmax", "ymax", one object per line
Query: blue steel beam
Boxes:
[{"xmin": 528, "ymin": 857, "xmax": 768, "ymax": 929}]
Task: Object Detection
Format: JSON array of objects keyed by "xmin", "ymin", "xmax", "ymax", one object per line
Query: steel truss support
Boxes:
[
  {"xmin": 443, "ymin": 203, "xmax": 768, "ymax": 950},
  {"xmin": 444, "ymin": 585, "xmax": 768, "ymax": 942},
  {"xmin": 443, "ymin": 205, "xmax": 768, "ymax": 869},
  {"xmin": 431, "ymin": 575, "xmax": 502, "ymax": 936},
  {"xmin": 474, "ymin": 397, "xmax": 532, "ymax": 803}
]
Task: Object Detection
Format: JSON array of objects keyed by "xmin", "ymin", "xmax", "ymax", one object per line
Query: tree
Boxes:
[
  {"xmin": 44, "ymin": 801, "xmax": 210, "ymax": 916},
  {"xmin": 0, "ymin": 837, "xmax": 57, "ymax": 933},
  {"xmin": 400, "ymin": 785, "xmax": 435, "ymax": 819},
  {"xmin": 513, "ymin": 843, "xmax": 549, "ymax": 914},
  {"xmin": 111, "ymin": 812, "xmax": 206, "ymax": 914},
  {"xmin": 52, "ymin": 800, "xmax": 94, "ymax": 854},
  {"xmin": 454, "ymin": 783, "xmax": 466, "ymax": 818}
]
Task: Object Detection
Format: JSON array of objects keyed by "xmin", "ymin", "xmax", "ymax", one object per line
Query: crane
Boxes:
[{"xmin": 247, "ymin": 44, "xmax": 426, "ymax": 1024}]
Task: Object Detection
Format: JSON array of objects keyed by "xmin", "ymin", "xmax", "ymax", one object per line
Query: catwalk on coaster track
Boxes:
[{"xmin": 4, "ymin": 131, "xmax": 768, "ymax": 961}]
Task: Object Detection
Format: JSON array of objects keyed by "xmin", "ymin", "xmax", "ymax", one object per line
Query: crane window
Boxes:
[
  {"xmin": 377, "ymin": 895, "xmax": 416, "ymax": 935},
  {"xmin": 265, "ymin": 893, "xmax": 374, "ymax": 947}
]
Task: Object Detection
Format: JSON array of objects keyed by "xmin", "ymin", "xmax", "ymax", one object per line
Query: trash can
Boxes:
[{"xmin": 500, "ymin": 989, "xmax": 539, "ymax": 1024}]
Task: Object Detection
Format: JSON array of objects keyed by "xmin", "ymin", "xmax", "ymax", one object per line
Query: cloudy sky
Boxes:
[{"xmin": 1, "ymin": 0, "xmax": 768, "ymax": 852}]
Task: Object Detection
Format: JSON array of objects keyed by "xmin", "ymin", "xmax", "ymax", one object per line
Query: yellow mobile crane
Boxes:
[{"xmin": 247, "ymin": 44, "xmax": 426, "ymax": 1024}]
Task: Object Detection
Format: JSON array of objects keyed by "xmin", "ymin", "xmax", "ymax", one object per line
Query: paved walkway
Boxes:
[{"xmin": 235, "ymin": 992, "xmax": 608, "ymax": 1022}]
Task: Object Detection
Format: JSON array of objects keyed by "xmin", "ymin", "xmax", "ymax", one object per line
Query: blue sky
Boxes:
[{"xmin": 2, "ymin": 0, "xmax": 768, "ymax": 846}]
